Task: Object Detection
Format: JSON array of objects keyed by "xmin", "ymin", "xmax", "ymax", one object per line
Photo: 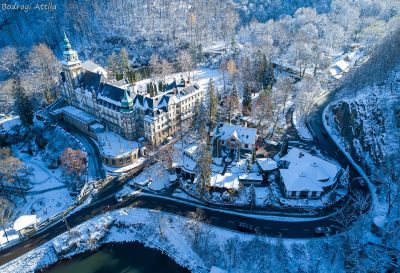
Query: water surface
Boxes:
[{"xmin": 38, "ymin": 242, "xmax": 191, "ymax": 273}]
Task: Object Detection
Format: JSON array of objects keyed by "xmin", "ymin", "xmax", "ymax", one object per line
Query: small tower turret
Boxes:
[
  {"xmin": 62, "ymin": 32, "xmax": 79, "ymax": 63},
  {"xmin": 121, "ymin": 90, "xmax": 133, "ymax": 112},
  {"xmin": 61, "ymin": 32, "xmax": 82, "ymax": 104}
]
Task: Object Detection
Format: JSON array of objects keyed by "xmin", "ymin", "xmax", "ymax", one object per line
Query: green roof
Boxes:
[{"xmin": 120, "ymin": 90, "xmax": 133, "ymax": 110}]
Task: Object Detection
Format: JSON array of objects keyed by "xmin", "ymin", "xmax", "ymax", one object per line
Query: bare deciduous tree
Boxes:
[
  {"xmin": 60, "ymin": 148, "xmax": 87, "ymax": 188},
  {"xmin": 28, "ymin": 44, "xmax": 60, "ymax": 103},
  {"xmin": 177, "ymin": 50, "xmax": 194, "ymax": 80}
]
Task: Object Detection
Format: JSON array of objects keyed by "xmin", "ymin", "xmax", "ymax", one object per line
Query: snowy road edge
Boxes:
[{"xmin": 321, "ymin": 101, "xmax": 384, "ymax": 227}]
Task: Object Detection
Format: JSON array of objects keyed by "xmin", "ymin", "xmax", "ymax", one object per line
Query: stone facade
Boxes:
[{"xmin": 60, "ymin": 35, "xmax": 204, "ymax": 145}]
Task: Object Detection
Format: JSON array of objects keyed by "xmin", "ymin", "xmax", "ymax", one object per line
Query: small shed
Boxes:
[
  {"xmin": 14, "ymin": 215, "xmax": 38, "ymax": 236},
  {"xmin": 256, "ymin": 158, "xmax": 278, "ymax": 174},
  {"xmin": 239, "ymin": 172, "xmax": 264, "ymax": 186}
]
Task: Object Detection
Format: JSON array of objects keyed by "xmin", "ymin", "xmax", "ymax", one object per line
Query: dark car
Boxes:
[{"xmin": 238, "ymin": 222, "xmax": 255, "ymax": 232}]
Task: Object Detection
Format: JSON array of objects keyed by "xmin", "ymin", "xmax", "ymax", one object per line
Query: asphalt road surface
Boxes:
[{"xmin": 0, "ymin": 86, "xmax": 371, "ymax": 266}]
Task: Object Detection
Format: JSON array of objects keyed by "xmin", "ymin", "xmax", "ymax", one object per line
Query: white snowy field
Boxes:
[{"xmin": 0, "ymin": 207, "xmax": 345, "ymax": 273}]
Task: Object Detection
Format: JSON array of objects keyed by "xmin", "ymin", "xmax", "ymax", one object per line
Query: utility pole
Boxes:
[{"xmin": 63, "ymin": 214, "xmax": 71, "ymax": 234}]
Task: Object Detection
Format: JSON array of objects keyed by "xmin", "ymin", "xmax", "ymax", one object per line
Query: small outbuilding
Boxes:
[
  {"xmin": 256, "ymin": 158, "xmax": 278, "ymax": 174},
  {"xmin": 239, "ymin": 172, "xmax": 264, "ymax": 186},
  {"xmin": 14, "ymin": 215, "xmax": 38, "ymax": 236}
]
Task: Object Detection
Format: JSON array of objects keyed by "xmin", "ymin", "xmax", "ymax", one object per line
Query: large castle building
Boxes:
[{"xmin": 59, "ymin": 33, "xmax": 204, "ymax": 146}]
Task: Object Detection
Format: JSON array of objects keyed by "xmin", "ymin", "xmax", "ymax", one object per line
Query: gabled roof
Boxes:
[
  {"xmin": 81, "ymin": 60, "xmax": 102, "ymax": 72},
  {"xmin": 100, "ymin": 83, "xmax": 128, "ymax": 103},
  {"xmin": 80, "ymin": 71, "xmax": 102, "ymax": 92},
  {"xmin": 256, "ymin": 158, "xmax": 278, "ymax": 171},
  {"xmin": 215, "ymin": 124, "xmax": 257, "ymax": 146},
  {"xmin": 132, "ymin": 94, "xmax": 154, "ymax": 110},
  {"xmin": 210, "ymin": 173, "xmax": 240, "ymax": 190}
]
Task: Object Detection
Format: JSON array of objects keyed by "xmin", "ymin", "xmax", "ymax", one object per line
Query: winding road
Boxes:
[{"xmin": 0, "ymin": 86, "xmax": 372, "ymax": 267}]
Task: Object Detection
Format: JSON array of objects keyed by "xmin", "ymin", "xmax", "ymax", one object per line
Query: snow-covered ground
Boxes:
[
  {"xmin": 0, "ymin": 207, "xmax": 345, "ymax": 273},
  {"xmin": 133, "ymin": 67, "xmax": 224, "ymax": 95},
  {"xmin": 130, "ymin": 162, "xmax": 173, "ymax": 191},
  {"xmin": 0, "ymin": 147, "xmax": 74, "ymax": 246},
  {"xmin": 323, "ymin": 101, "xmax": 385, "ymax": 227},
  {"xmin": 97, "ymin": 131, "xmax": 138, "ymax": 158},
  {"xmin": 0, "ymin": 115, "xmax": 21, "ymax": 133},
  {"xmin": 292, "ymin": 111, "xmax": 313, "ymax": 140}
]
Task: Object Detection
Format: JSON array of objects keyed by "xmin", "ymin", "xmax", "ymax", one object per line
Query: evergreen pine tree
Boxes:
[
  {"xmin": 158, "ymin": 81, "xmax": 163, "ymax": 93},
  {"xmin": 152, "ymin": 82, "xmax": 157, "ymax": 96},
  {"xmin": 231, "ymin": 83, "xmax": 239, "ymax": 101},
  {"xmin": 247, "ymin": 184, "xmax": 256, "ymax": 210},
  {"xmin": 13, "ymin": 78, "xmax": 34, "ymax": 127},
  {"xmin": 107, "ymin": 52, "xmax": 119, "ymax": 79},
  {"xmin": 192, "ymin": 101, "xmax": 206, "ymax": 135},
  {"xmin": 196, "ymin": 142, "xmax": 212, "ymax": 197},
  {"xmin": 208, "ymin": 79, "xmax": 218, "ymax": 134},
  {"xmin": 264, "ymin": 60, "xmax": 274, "ymax": 92},
  {"xmin": 231, "ymin": 36, "xmax": 240, "ymax": 61},
  {"xmin": 257, "ymin": 52, "xmax": 268, "ymax": 89},
  {"xmin": 120, "ymin": 47, "xmax": 129, "ymax": 77},
  {"xmin": 242, "ymin": 84, "xmax": 252, "ymax": 116},
  {"xmin": 195, "ymin": 109, "xmax": 212, "ymax": 197},
  {"xmin": 226, "ymin": 83, "xmax": 240, "ymax": 123}
]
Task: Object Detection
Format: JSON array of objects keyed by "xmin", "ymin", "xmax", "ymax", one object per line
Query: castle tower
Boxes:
[{"xmin": 61, "ymin": 32, "xmax": 82, "ymax": 103}]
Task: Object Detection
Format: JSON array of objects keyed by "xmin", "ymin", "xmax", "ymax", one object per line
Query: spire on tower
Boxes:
[{"xmin": 63, "ymin": 31, "xmax": 72, "ymax": 51}]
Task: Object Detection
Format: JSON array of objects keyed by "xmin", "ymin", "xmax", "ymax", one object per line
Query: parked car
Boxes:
[
  {"xmin": 115, "ymin": 190, "xmax": 141, "ymax": 202},
  {"xmin": 315, "ymin": 226, "xmax": 331, "ymax": 236},
  {"xmin": 238, "ymin": 222, "xmax": 255, "ymax": 232}
]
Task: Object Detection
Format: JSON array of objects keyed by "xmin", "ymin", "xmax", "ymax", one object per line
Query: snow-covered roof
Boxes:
[
  {"xmin": 13, "ymin": 215, "xmax": 37, "ymax": 231},
  {"xmin": 172, "ymin": 151, "xmax": 197, "ymax": 173},
  {"xmin": 329, "ymin": 68, "xmax": 339, "ymax": 77},
  {"xmin": 97, "ymin": 131, "xmax": 138, "ymax": 158},
  {"xmin": 90, "ymin": 123, "xmax": 104, "ymax": 131},
  {"xmin": 81, "ymin": 60, "xmax": 108, "ymax": 79},
  {"xmin": 0, "ymin": 116, "xmax": 21, "ymax": 132},
  {"xmin": 82, "ymin": 60, "xmax": 101, "ymax": 72},
  {"xmin": 344, "ymin": 51, "xmax": 357, "ymax": 62},
  {"xmin": 256, "ymin": 158, "xmax": 278, "ymax": 171},
  {"xmin": 169, "ymin": 174, "xmax": 178, "ymax": 182},
  {"xmin": 210, "ymin": 173, "xmax": 240, "ymax": 190},
  {"xmin": 239, "ymin": 172, "xmax": 263, "ymax": 181},
  {"xmin": 215, "ymin": 124, "xmax": 257, "ymax": 145},
  {"xmin": 279, "ymin": 148, "xmax": 341, "ymax": 192},
  {"xmin": 333, "ymin": 59, "xmax": 350, "ymax": 72},
  {"xmin": 184, "ymin": 144, "xmax": 199, "ymax": 159},
  {"xmin": 60, "ymin": 105, "xmax": 97, "ymax": 124}
]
